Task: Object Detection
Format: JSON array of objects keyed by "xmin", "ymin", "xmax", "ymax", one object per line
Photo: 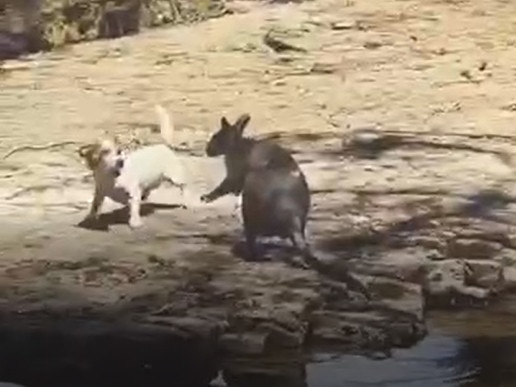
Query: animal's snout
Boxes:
[
  {"xmin": 206, "ymin": 135, "xmax": 226, "ymax": 157},
  {"xmin": 206, "ymin": 141, "xmax": 218, "ymax": 157}
]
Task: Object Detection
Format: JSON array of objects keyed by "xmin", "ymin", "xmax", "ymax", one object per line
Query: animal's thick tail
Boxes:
[
  {"xmin": 294, "ymin": 229, "xmax": 371, "ymax": 300},
  {"xmin": 303, "ymin": 249, "xmax": 371, "ymax": 300},
  {"xmin": 289, "ymin": 217, "xmax": 370, "ymax": 299},
  {"xmin": 154, "ymin": 104, "xmax": 175, "ymax": 147}
]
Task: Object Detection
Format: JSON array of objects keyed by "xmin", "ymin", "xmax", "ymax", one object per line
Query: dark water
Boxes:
[
  {"xmin": 308, "ymin": 296, "xmax": 516, "ymax": 387},
  {"xmin": 3, "ymin": 297, "xmax": 516, "ymax": 387}
]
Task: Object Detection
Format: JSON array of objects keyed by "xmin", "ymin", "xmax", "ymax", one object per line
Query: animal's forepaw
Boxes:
[{"xmin": 129, "ymin": 217, "xmax": 143, "ymax": 229}]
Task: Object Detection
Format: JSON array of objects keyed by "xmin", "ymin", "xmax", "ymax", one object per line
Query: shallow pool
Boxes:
[
  {"xmin": 308, "ymin": 296, "xmax": 516, "ymax": 387},
  {"xmin": 4, "ymin": 297, "xmax": 516, "ymax": 387}
]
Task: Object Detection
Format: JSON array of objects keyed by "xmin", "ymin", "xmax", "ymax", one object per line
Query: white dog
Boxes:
[{"xmin": 78, "ymin": 105, "xmax": 186, "ymax": 228}]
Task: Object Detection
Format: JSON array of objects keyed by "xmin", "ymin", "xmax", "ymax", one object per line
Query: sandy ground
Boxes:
[{"xmin": 1, "ymin": 0, "xmax": 516, "ymax": 366}]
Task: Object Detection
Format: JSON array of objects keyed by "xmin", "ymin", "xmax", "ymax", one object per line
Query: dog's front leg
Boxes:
[
  {"xmin": 86, "ymin": 187, "xmax": 105, "ymax": 222},
  {"xmin": 128, "ymin": 190, "xmax": 143, "ymax": 229},
  {"xmin": 201, "ymin": 177, "xmax": 241, "ymax": 203}
]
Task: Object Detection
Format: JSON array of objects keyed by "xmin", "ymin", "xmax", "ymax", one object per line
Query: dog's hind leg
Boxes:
[
  {"xmin": 141, "ymin": 189, "xmax": 150, "ymax": 201},
  {"xmin": 163, "ymin": 165, "xmax": 188, "ymax": 208},
  {"xmin": 164, "ymin": 178, "xmax": 188, "ymax": 208}
]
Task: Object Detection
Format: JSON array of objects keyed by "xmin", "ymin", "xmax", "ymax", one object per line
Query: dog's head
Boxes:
[
  {"xmin": 206, "ymin": 114, "xmax": 251, "ymax": 157},
  {"xmin": 78, "ymin": 139, "xmax": 125, "ymax": 176}
]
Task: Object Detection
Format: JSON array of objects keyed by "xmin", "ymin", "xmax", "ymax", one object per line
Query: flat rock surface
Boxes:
[{"xmin": 2, "ymin": 0, "xmax": 516, "ymax": 385}]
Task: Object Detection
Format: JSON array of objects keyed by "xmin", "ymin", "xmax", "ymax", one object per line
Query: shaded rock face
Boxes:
[
  {"xmin": 0, "ymin": 0, "xmax": 226, "ymax": 59},
  {"xmin": 0, "ymin": 251, "xmax": 426, "ymax": 387},
  {"xmin": 0, "ymin": 317, "xmax": 221, "ymax": 387},
  {"xmin": 0, "ymin": 32, "xmax": 36, "ymax": 59},
  {"xmin": 0, "ymin": 0, "xmax": 44, "ymax": 58}
]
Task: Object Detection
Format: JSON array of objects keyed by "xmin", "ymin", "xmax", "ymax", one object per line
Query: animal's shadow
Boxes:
[
  {"xmin": 207, "ymin": 234, "xmax": 308, "ymax": 269},
  {"xmin": 233, "ymin": 239, "xmax": 291, "ymax": 260},
  {"xmin": 204, "ymin": 231, "xmax": 304, "ymax": 264},
  {"xmin": 77, "ymin": 203, "xmax": 185, "ymax": 231}
]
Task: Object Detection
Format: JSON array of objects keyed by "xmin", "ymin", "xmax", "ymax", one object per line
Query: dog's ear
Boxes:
[
  {"xmin": 234, "ymin": 114, "xmax": 251, "ymax": 137},
  {"xmin": 78, "ymin": 143, "xmax": 100, "ymax": 170},
  {"xmin": 221, "ymin": 116, "xmax": 230, "ymax": 129},
  {"xmin": 78, "ymin": 144, "xmax": 93, "ymax": 158},
  {"xmin": 113, "ymin": 134, "xmax": 123, "ymax": 146}
]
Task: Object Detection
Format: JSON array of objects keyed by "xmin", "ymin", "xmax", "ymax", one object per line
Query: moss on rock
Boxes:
[{"xmin": 0, "ymin": 0, "xmax": 227, "ymax": 58}]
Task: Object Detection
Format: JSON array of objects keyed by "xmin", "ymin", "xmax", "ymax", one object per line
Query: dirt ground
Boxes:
[{"xmin": 2, "ymin": 0, "xmax": 516, "ymax": 383}]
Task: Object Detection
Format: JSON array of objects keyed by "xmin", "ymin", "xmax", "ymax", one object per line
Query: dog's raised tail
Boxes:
[{"xmin": 154, "ymin": 104, "xmax": 175, "ymax": 147}]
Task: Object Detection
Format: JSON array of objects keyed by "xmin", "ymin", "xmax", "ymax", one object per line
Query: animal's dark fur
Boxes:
[
  {"xmin": 201, "ymin": 114, "xmax": 311, "ymax": 259},
  {"xmin": 241, "ymin": 167, "xmax": 310, "ymax": 258},
  {"xmin": 201, "ymin": 114, "xmax": 371, "ymax": 299},
  {"xmin": 78, "ymin": 143, "xmax": 103, "ymax": 171}
]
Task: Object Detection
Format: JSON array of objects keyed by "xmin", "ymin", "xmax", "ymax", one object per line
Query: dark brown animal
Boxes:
[
  {"xmin": 201, "ymin": 114, "xmax": 371, "ymax": 298},
  {"xmin": 201, "ymin": 114, "xmax": 310, "ymax": 260}
]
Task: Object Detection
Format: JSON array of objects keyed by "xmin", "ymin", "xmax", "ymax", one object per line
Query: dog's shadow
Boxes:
[{"xmin": 77, "ymin": 203, "xmax": 185, "ymax": 231}]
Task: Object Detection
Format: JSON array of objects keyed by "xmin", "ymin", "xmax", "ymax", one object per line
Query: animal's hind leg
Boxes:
[
  {"xmin": 289, "ymin": 216, "xmax": 309, "ymax": 252},
  {"xmin": 288, "ymin": 218, "xmax": 311, "ymax": 269},
  {"xmin": 289, "ymin": 232, "xmax": 308, "ymax": 252},
  {"xmin": 244, "ymin": 228, "xmax": 260, "ymax": 261},
  {"xmin": 141, "ymin": 189, "xmax": 150, "ymax": 201},
  {"xmin": 288, "ymin": 233, "xmax": 311, "ymax": 270},
  {"xmin": 163, "ymin": 168, "xmax": 188, "ymax": 208}
]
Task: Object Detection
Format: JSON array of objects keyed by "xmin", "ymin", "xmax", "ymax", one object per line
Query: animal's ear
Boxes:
[
  {"xmin": 78, "ymin": 143, "xmax": 100, "ymax": 169},
  {"xmin": 113, "ymin": 135, "xmax": 122, "ymax": 146},
  {"xmin": 234, "ymin": 114, "xmax": 251, "ymax": 137},
  {"xmin": 221, "ymin": 116, "xmax": 230, "ymax": 129},
  {"xmin": 78, "ymin": 144, "xmax": 93, "ymax": 158}
]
